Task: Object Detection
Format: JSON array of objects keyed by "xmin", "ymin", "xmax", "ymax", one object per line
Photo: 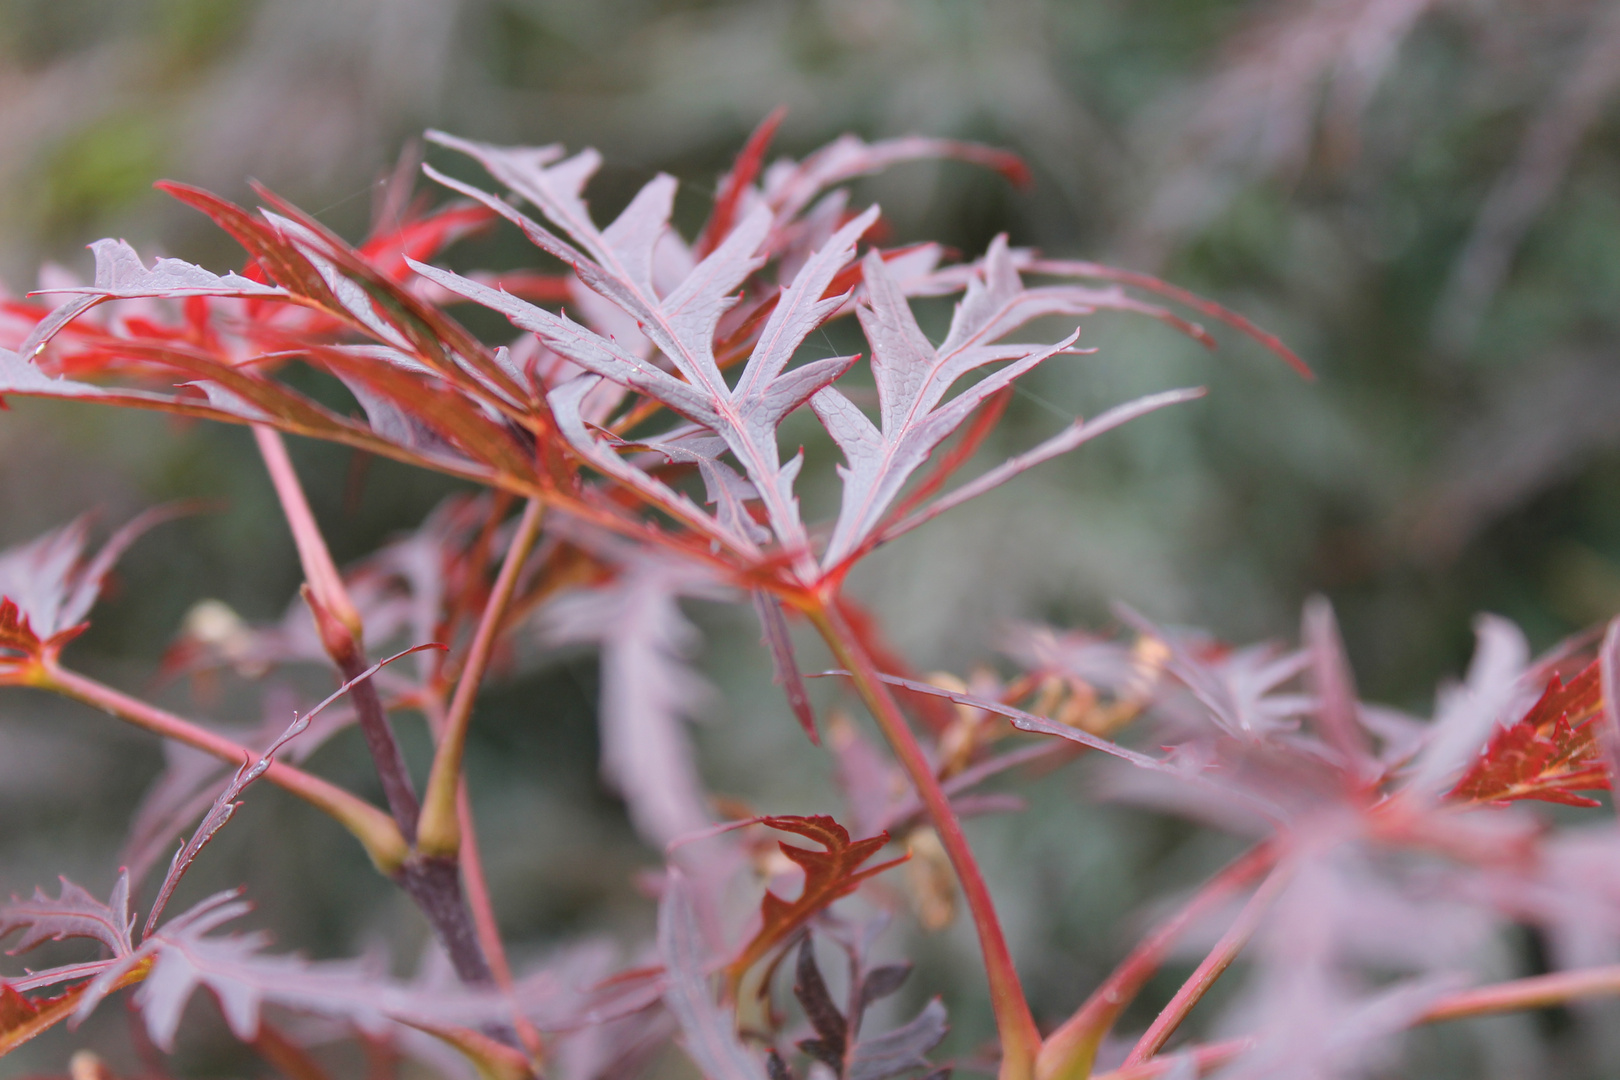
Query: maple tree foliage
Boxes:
[
  {"xmin": 7, "ymin": 112, "xmax": 1620, "ymax": 1080},
  {"xmin": 1446, "ymin": 659, "xmax": 1612, "ymax": 807},
  {"xmin": 725, "ymin": 817, "xmax": 908, "ymax": 989},
  {"xmin": 0, "ymin": 509, "xmax": 185, "ymax": 677}
]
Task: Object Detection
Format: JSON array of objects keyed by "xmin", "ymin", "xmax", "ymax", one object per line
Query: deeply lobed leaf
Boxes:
[
  {"xmin": 725, "ymin": 816, "xmax": 905, "ymax": 988},
  {"xmin": 1447, "ymin": 661, "xmax": 1611, "ymax": 807}
]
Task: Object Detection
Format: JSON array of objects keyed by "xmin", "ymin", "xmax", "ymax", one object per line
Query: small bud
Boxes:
[
  {"xmin": 70, "ymin": 1051, "xmax": 114, "ymax": 1080},
  {"xmin": 301, "ymin": 583, "xmax": 359, "ymax": 666},
  {"xmin": 905, "ymin": 826, "xmax": 956, "ymax": 931}
]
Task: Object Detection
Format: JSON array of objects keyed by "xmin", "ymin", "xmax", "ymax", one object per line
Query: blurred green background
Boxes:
[{"xmin": 3, "ymin": 0, "xmax": 1620, "ymax": 1075}]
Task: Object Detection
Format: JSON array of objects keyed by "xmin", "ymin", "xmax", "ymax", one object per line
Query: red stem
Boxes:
[
  {"xmin": 1035, "ymin": 842, "xmax": 1276, "ymax": 1080},
  {"xmin": 255, "ymin": 425, "xmax": 495, "ymax": 991},
  {"xmin": 255, "ymin": 425, "xmax": 422, "ymax": 839},
  {"xmin": 253, "ymin": 425, "xmax": 360, "ymax": 635},
  {"xmin": 804, "ymin": 598, "xmax": 1040, "ymax": 1080},
  {"xmin": 421, "ymin": 689, "xmax": 546, "ymax": 1060},
  {"xmin": 1122, "ymin": 862, "xmax": 1290, "ymax": 1068}
]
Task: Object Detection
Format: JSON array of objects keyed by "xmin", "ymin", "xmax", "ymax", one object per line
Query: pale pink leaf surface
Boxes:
[
  {"xmin": 414, "ymin": 135, "xmax": 907, "ymax": 557},
  {"xmin": 416, "ymin": 188, "xmax": 871, "ymax": 561},
  {"xmin": 540, "ymin": 557, "xmax": 720, "ymax": 850},
  {"xmin": 0, "ymin": 508, "xmax": 180, "ymax": 639},
  {"xmin": 657, "ymin": 870, "xmax": 767, "ymax": 1080},
  {"xmin": 812, "ymin": 242, "xmax": 1102, "ymax": 567},
  {"xmin": 1, "ymin": 872, "xmax": 134, "ymax": 959},
  {"xmin": 36, "ymin": 238, "xmax": 287, "ymax": 301}
]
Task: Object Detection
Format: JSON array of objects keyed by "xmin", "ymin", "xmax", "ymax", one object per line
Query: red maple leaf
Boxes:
[
  {"xmin": 0, "ymin": 600, "xmax": 44, "ymax": 661},
  {"xmin": 725, "ymin": 815, "xmax": 906, "ymax": 987},
  {"xmin": 1447, "ymin": 661, "xmax": 1611, "ymax": 807},
  {"xmin": 0, "ymin": 981, "xmax": 99, "ymax": 1056}
]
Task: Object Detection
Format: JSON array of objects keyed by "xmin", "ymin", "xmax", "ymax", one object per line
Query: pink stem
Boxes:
[
  {"xmin": 40, "ymin": 663, "xmax": 407, "ymax": 870},
  {"xmin": 1420, "ymin": 964, "xmax": 1620, "ymax": 1023},
  {"xmin": 255, "ymin": 425, "xmax": 497, "ymax": 989},
  {"xmin": 253, "ymin": 425, "xmax": 360, "ymax": 635},
  {"xmin": 1082, "ymin": 962, "xmax": 1620, "ymax": 1078},
  {"xmin": 1122, "ymin": 863, "xmax": 1290, "ymax": 1068},
  {"xmin": 254, "ymin": 425, "xmax": 421, "ymax": 839},
  {"xmin": 1090, "ymin": 1039, "xmax": 1252, "ymax": 1080},
  {"xmin": 1036, "ymin": 843, "xmax": 1276, "ymax": 1080}
]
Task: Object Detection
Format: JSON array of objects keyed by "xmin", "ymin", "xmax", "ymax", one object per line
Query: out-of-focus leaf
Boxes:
[
  {"xmin": 793, "ymin": 937, "xmax": 847, "ymax": 1074},
  {"xmin": 1406, "ymin": 615, "xmax": 1532, "ymax": 797},
  {"xmin": 0, "ymin": 509, "xmax": 185, "ymax": 676},
  {"xmin": 857, "ymin": 964, "xmax": 912, "ymax": 1013},
  {"xmin": 846, "ymin": 999, "xmax": 947, "ymax": 1080},
  {"xmin": 1302, "ymin": 596, "xmax": 1376, "ymax": 778},
  {"xmin": 0, "ymin": 981, "xmax": 102, "ymax": 1057},
  {"xmin": 753, "ymin": 591, "xmax": 817, "ymax": 744},
  {"xmin": 696, "ymin": 107, "xmax": 786, "ymax": 258},
  {"xmin": 51, "ymin": 887, "xmax": 583, "ymax": 1060},
  {"xmin": 541, "ymin": 557, "xmax": 719, "ymax": 851},
  {"xmin": 658, "ymin": 870, "xmax": 766, "ymax": 1080},
  {"xmin": 758, "ymin": 134, "xmax": 1029, "ymax": 229},
  {"xmin": 1114, "ymin": 606, "xmax": 1312, "ymax": 741}
]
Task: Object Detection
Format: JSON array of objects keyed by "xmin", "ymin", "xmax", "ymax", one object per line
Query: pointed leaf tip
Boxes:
[{"xmin": 754, "ymin": 591, "xmax": 819, "ymax": 744}]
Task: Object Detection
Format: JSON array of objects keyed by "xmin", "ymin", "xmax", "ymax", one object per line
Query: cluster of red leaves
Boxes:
[{"xmin": 1447, "ymin": 660, "xmax": 1612, "ymax": 807}]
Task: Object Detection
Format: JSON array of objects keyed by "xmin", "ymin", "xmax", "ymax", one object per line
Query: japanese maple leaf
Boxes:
[
  {"xmin": 810, "ymin": 242, "xmax": 1202, "ymax": 571},
  {"xmin": 0, "ymin": 509, "xmax": 183, "ymax": 676},
  {"xmin": 411, "ymin": 132, "xmax": 881, "ymax": 568},
  {"xmin": 0, "ymin": 873, "xmax": 143, "ymax": 1057},
  {"xmin": 725, "ymin": 816, "xmax": 906, "ymax": 987},
  {"xmin": 539, "ymin": 552, "xmax": 722, "ymax": 851},
  {"xmin": 1446, "ymin": 660, "xmax": 1610, "ymax": 807}
]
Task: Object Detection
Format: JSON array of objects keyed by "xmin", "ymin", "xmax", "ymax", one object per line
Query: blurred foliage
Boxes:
[{"xmin": 4, "ymin": 0, "xmax": 1620, "ymax": 1075}]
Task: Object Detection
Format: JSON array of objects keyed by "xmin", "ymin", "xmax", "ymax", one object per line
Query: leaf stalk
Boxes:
[
  {"xmin": 418, "ymin": 496, "xmax": 546, "ymax": 858},
  {"xmin": 1121, "ymin": 861, "xmax": 1290, "ymax": 1068},
  {"xmin": 37, "ymin": 663, "xmax": 408, "ymax": 871},
  {"xmin": 256, "ymin": 425, "xmax": 424, "ymax": 840},
  {"xmin": 1035, "ymin": 842, "xmax": 1276, "ymax": 1080},
  {"xmin": 803, "ymin": 597, "xmax": 1040, "ymax": 1080}
]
